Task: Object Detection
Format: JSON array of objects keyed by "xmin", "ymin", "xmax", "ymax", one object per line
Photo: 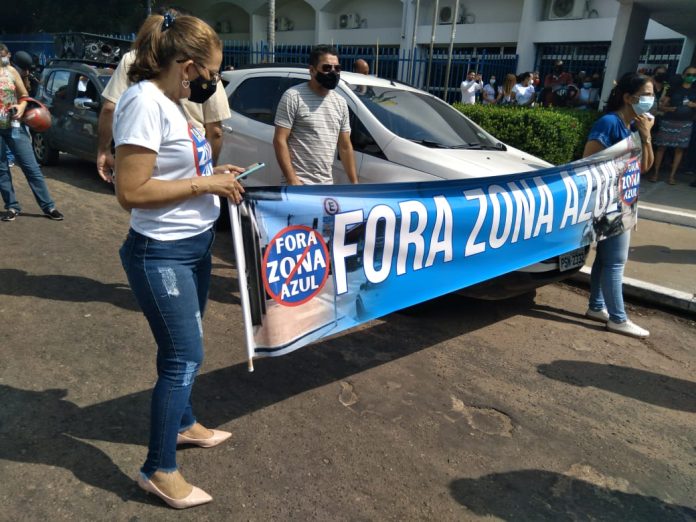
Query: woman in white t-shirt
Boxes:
[
  {"xmin": 513, "ymin": 72, "xmax": 536, "ymax": 107},
  {"xmin": 114, "ymin": 13, "xmax": 244, "ymax": 509}
]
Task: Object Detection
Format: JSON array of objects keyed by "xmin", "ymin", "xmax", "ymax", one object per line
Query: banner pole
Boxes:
[{"xmin": 229, "ymin": 201, "xmax": 256, "ymax": 372}]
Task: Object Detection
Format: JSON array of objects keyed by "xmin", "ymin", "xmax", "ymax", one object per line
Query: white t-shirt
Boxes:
[
  {"xmin": 482, "ymin": 83, "xmax": 498, "ymax": 105},
  {"xmin": 460, "ymin": 80, "xmax": 482, "ymax": 105},
  {"xmin": 114, "ymin": 81, "xmax": 219, "ymax": 240},
  {"xmin": 513, "ymin": 83, "xmax": 536, "ymax": 105}
]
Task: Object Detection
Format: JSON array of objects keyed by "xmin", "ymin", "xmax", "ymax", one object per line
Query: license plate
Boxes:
[{"xmin": 559, "ymin": 248, "xmax": 586, "ymax": 272}]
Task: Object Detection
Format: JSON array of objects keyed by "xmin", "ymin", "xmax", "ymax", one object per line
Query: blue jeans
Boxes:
[
  {"xmin": 589, "ymin": 230, "xmax": 630, "ymax": 323},
  {"xmin": 119, "ymin": 227, "xmax": 214, "ymax": 477},
  {"xmin": 0, "ymin": 125, "xmax": 56, "ymax": 213}
]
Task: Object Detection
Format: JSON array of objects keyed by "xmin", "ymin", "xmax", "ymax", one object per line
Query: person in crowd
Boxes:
[
  {"xmin": 113, "ymin": 13, "xmax": 244, "ymax": 508},
  {"xmin": 459, "ymin": 70, "xmax": 482, "ymax": 105},
  {"xmin": 650, "ymin": 65, "xmax": 696, "ymax": 184},
  {"xmin": 583, "ymin": 72, "xmax": 654, "ymax": 338},
  {"xmin": 273, "ymin": 45, "xmax": 358, "ymax": 185},
  {"xmin": 482, "ymin": 75, "xmax": 500, "ymax": 105},
  {"xmin": 499, "ymin": 73, "xmax": 517, "ymax": 106},
  {"xmin": 353, "ymin": 58, "xmax": 369, "ymax": 75},
  {"xmin": 96, "ymin": 6, "xmax": 231, "ymax": 183},
  {"xmin": 513, "ymin": 72, "xmax": 535, "ymax": 107},
  {"xmin": 0, "ymin": 43, "xmax": 63, "ymax": 222},
  {"xmin": 544, "ymin": 59, "xmax": 573, "ymax": 92},
  {"xmin": 574, "ymin": 72, "xmax": 599, "ymax": 110}
]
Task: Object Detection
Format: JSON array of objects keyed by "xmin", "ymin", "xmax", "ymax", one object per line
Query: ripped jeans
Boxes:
[{"xmin": 119, "ymin": 227, "xmax": 214, "ymax": 477}]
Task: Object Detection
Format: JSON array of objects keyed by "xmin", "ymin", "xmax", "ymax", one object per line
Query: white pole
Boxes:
[
  {"xmin": 229, "ymin": 202, "xmax": 256, "ymax": 372},
  {"xmin": 442, "ymin": 1, "xmax": 459, "ymax": 101},
  {"xmin": 375, "ymin": 38, "xmax": 379, "ymax": 76},
  {"xmin": 426, "ymin": 0, "xmax": 439, "ymax": 90}
]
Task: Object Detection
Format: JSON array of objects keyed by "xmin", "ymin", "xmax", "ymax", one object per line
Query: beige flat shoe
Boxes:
[
  {"xmin": 137, "ymin": 473, "xmax": 212, "ymax": 509},
  {"xmin": 176, "ymin": 429, "xmax": 232, "ymax": 448}
]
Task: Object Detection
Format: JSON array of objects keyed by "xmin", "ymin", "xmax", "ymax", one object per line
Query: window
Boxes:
[
  {"xmin": 230, "ymin": 76, "xmax": 283, "ymax": 125},
  {"xmin": 348, "ymin": 109, "xmax": 383, "ymax": 158},
  {"xmin": 46, "ymin": 70, "xmax": 71, "ymax": 97}
]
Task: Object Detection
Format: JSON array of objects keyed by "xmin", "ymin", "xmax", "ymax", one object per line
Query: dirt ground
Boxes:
[{"xmin": 1, "ymin": 157, "xmax": 695, "ymax": 521}]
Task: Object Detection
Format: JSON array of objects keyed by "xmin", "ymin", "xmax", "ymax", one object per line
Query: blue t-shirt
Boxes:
[{"xmin": 587, "ymin": 112, "xmax": 632, "ymax": 149}]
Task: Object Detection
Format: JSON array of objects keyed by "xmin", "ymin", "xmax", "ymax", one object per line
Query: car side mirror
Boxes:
[{"xmin": 74, "ymin": 97, "xmax": 99, "ymax": 110}]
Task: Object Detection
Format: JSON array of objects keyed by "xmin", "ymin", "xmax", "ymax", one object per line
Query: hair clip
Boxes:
[{"xmin": 162, "ymin": 13, "xmax": 175, "ymax": 31}]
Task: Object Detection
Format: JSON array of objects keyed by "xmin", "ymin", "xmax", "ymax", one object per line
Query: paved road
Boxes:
[{"xmin": 1, "ymin": 157, "xmax": 695, "ymax": 521}]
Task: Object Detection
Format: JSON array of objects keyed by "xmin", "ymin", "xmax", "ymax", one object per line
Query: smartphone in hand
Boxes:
[{"xmin": 235, "ymin": 162, "xmax": 265, "ymax": 181}]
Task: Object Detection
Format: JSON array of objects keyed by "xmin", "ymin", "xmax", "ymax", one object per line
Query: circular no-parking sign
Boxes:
[{"xmin": 262, "ymin": 225, "xmax": 330, "ymax": 307}]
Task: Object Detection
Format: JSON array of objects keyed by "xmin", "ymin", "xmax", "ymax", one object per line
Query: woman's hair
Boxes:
[
  {"xmin": 604, "ymin": 72, "xmax": 649, "ymax": 113},
  {"xmin": 516, "ymin": 71, "xmax": 531, "ymax": 84},
  {"xmin": 0, "ymin": 43, "xmax": 8, "ymax": 54},
  {"xmin": 501, "ymin": 73, "xmax": 516, "ymax": 95},
  {"xmin": 128, "ymin": 14, "xmax": 221, "ymax": 83}
]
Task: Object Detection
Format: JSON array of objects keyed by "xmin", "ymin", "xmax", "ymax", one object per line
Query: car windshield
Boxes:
[{"xmin": 350, "ymin": 85, "xmax": 500, "ymax": 149}]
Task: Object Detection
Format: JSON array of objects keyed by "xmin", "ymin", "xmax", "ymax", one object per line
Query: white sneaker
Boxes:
[
  {"xmin": 606, "ymin": 319, "xmax": 649, "ymax": 339},
  {"xmin": 585, "ymin": 307, "xmax": 610, "ymax": 322}
]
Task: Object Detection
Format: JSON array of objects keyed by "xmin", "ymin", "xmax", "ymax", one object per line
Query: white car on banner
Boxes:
[{"xmin": 219, "ymin": 66, "xmax": 588, "ymax": 299}]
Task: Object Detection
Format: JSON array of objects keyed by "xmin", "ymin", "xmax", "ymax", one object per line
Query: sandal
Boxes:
[
  {"xmin": 648, "ymin": 174, "xmax": 658, "ymax": 183},
  {"xmin": 668, "ymin": 177, "xmax": 676, "ymax": 185}
]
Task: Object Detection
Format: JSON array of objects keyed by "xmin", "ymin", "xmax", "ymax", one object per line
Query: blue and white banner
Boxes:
[{"xmin": 231, "ymin": 135, "xmax": 641, "ymax": 365}]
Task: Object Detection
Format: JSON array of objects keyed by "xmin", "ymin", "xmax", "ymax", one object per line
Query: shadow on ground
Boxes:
[
  {"xmin": 0, "ymin": 292, "xmax": 530, "ymax": 501},
  {"xmin": 450, "ymin": 470, "xmax": 696, "ymax": 521},
  {"xmin": 537, "ymin": 360, "xmax": 696, "ymax": 413}
]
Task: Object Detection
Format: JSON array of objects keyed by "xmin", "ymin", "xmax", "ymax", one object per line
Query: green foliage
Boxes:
[{"xmin": 454, "ymin": 103, "xmax": 601, "ymax": 165}]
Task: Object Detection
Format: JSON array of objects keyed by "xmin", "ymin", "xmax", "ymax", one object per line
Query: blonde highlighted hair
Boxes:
[{"xmin": 128, "ymin": 14, "xmax": 221, "ymax": 83}]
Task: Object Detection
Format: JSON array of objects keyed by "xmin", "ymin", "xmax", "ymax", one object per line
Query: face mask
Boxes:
[
  {"xmin": 684, "ymin": 75, "xmax": 696, "ymax": 85},
  {"xmin": 583, "ymin": 82, "xmax": 592, "ymax": 89},
  {"xmin": 632, "ymin": 95, "xmax": 655, "ymax": 116},
  {"xmin": 489, "ymin": 79, "xmax": 496, "ymax": 85},
  {"xmin": 316, "ymin": 71, "xmax": 339, "ymax": 90},
  {"xmin": 188, "ymin": 75, "xmax": 216, "ymax": 104},
  {"xmin": 0, "ymin": 56, "xmax": 9, "ymax": 66},
  {"xmin": 654, "ymin": 72, "xmax": 667, "ymax": 82}
]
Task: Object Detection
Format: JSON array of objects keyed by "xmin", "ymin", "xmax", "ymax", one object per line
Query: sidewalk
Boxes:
[{"xmin": 573, "ymin": 170, "xmax": 696, "ymax": 314}]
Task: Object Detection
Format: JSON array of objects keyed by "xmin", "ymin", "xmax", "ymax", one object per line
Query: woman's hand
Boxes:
[
  {"xmin": 634, "ymin": 113, "xmax": 654, "ymax": 139},
  {"xmin": 9, "ymin": 103, "xmax": 25, "ymax": 119},
  {"xmin": 205, "ymin": 171, "xmax": 245, "ymax": 204}
]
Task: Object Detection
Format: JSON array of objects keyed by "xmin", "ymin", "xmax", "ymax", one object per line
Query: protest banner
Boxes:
[{"xmin": 230, "ymin": 135, "xmax": 642, "ymax": 369}]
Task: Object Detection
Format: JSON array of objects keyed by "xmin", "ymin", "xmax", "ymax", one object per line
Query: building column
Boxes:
[
  {"xmin": 600, "ymin": 0, "xmax": 650, "ymax": 108},
  {"xmin": 677, "ymin": 37, "xmax": 695, "ymax": 74},
  {"xmin": 515, "ymin": 0, "xmax": 543, "ymax": 73}
]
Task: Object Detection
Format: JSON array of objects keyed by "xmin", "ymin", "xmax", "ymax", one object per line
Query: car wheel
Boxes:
[{"xmin": 31, "ymin": 131, "xmax": 59, "ymax": 165}]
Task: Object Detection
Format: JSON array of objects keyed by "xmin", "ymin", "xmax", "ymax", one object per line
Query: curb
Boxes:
[
  {"xmin": 640, "ymin": 204, "xmax": 696, "ymax": 229},
  {"xmin": 572, "ymin": 267, "xmax": 696, "ymax": 315}
]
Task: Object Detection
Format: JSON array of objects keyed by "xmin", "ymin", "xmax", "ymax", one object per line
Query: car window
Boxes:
[
  {"xmin": 349, "ymin": 109, "xmax": 384, "ymax": 158},
  {"xmin": 98, "ymin": 75, "xmax": 112, "ymax": 88},
  {"xmin": 46, "ymin": 70, "xmax": 71, "ymax": 97},
  {"xmin": 230, "ymin": 76, "xmax": 306, "ymax": 125},
  {"xmin": 230, "ymin": 76, "xmax": 284, "ymax": 125},
  {"xmin": 349, "ymin": 85, "xmax": 498, "ymax": 148}
]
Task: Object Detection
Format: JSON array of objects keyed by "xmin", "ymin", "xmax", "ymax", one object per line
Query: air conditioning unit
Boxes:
[
  {"xmin": 547, "ymin": 0, "xmax": 586, "ymax": 20},
  {"xmin": 338, "ymin": 12, "xmax": 361, "ymax": 29},
  {"xmin": 438, "ymin": 3, "xmax": 463, "ymax": 25}
]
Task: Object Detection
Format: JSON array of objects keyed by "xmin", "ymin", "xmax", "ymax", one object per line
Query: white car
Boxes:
[{"xmin": 219, "ymin": 66, "xmax": 587, "ymax": 298}]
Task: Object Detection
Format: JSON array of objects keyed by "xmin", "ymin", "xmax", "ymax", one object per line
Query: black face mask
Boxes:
[
  {"xmin": 315, "ymin": 71, "xmax": 339, "ymax": 90},
  {"xmin": 654, "ymin": 72, "xmax": 667, "ymax": 82},
  {"xmin": 188, "ymin": 76, "xmax": 216, "ymax": 104}
]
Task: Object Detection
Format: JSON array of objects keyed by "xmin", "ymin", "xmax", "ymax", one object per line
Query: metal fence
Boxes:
[
  {"xmin": 535, "ymin": 39, "xmax": 685, "ymax": 79},
  {"xmin": 221, "ymin": 41, "xmax": 519, "ymax": 104}
]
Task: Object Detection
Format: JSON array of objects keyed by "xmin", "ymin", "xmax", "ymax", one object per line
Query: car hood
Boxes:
[{"xmin": 382, "ymin": 139, "xmax": 553, "ymax": 180}]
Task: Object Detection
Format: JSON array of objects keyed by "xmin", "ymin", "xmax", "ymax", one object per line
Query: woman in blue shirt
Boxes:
[{"xmin": 582, "ymin": 72, "xmax": 654, "ymax": 338}]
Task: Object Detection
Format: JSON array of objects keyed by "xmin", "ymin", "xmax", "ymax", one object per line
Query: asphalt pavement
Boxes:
[{"xmin": 574, "ymin": 169, "xmax": 696, "ymax": 314}]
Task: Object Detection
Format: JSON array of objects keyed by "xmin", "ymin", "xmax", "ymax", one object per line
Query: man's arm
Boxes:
[
  {"xmin": 204, "ymin": 121, "xmax": 224, "ymax": 164},
  {"xmin": 337, "ymin": 131, "xmax": 358, "ymax": 184},
  {"xmin": 96, "ymin": 100, "xmax": 116, "ymax": 182},
  {"xmin": 273, "ymin": 126, "xmax": 302, "ymax": 185}
]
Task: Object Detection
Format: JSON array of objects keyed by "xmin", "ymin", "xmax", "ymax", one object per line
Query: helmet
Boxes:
[
  {"xmin": 22, "ymin": 98, "xmax": 52, "ymax": 132},
  {"xmin": 13, "ymin": 51, "xmax": 34, "ymax": 72}
]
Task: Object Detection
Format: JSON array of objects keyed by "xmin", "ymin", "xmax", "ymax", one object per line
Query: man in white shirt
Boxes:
[{"xmin": 460, "ymin": 70, "xmax": 482, "ymax": 105}]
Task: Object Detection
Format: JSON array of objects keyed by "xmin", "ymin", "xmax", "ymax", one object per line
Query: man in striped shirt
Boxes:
[{"xmin": 273, "ymin": 45, "xmax": 359, "ymax": 185}]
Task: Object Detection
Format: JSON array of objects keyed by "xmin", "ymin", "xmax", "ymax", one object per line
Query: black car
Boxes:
[{"xmin": 31, "ymin": 60, "xmax": 113, "ymax": 165}]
